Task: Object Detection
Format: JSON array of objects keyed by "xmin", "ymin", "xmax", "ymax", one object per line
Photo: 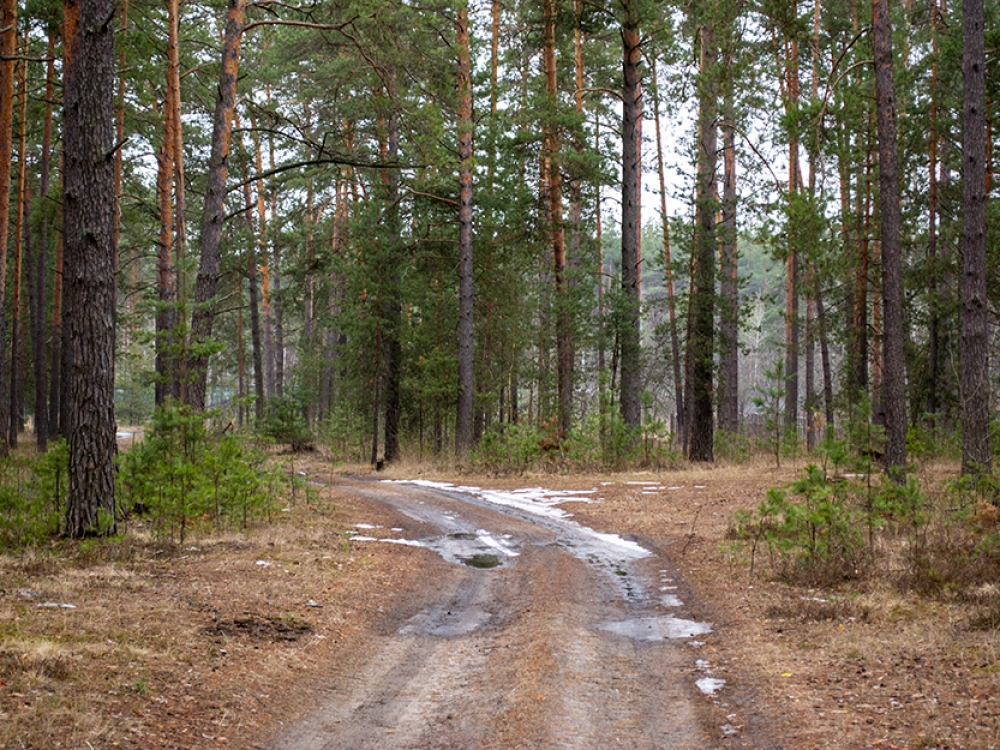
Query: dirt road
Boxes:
[{"xmin": 266, "ymin": 477, "xmax": 761, "ymax": 750}]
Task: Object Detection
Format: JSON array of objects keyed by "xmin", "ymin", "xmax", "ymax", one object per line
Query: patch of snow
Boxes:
[
  {"xmin": 696, "ymin": 677, "xmax": 726, "ymax": 695},
  {"xmin": 600, "ymin": 616, "xmax": 712, "ymax": 642}
]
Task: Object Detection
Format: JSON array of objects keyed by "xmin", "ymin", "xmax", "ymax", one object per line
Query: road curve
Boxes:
[{"xmin": 265, "ymin": 477, "xmax": 751, "ymax": 750}]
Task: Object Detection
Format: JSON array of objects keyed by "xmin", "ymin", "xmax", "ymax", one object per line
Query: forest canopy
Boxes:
[{"xmin": 0, "ymin": 0, "xmax": 997, "ymax": 534}]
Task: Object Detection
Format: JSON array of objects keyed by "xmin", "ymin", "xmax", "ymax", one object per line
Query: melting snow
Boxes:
[
  {"xmin": 600, "ymin": 616, "xmax": 712, "ymax": 642},
  {"xmin": 696, "ymin": 677, "xmax": 726, "ymax": 695}
]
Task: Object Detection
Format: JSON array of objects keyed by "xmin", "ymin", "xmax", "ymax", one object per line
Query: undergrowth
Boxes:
[
  {"xmin": 731, "ymin": 440, "xmax": 1000, "ymax": 609},
  {"xmin": 117, "ymin": 404, "xmax": 287, "ymax": 544}
]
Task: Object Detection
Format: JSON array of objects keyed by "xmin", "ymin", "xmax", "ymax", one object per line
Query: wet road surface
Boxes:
[{"xmin": 266, "ymin": 477, "xmax": 750, "ymax": 750}]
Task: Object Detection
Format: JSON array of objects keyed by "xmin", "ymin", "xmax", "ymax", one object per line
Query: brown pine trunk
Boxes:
[
  {"xmin": 926, "ymin": 0, "xmax": 941, "ymax": 424},
  {"xmin": 543, "ymin": 0, "xmax": 570, "ymax": 437},
  {"xmin": 33, "ymin": 32, "xmax": 55, "ymax": 451},
  {"xmin": 687, "ymin": 21, "xmax": 718, "ymax": 462},
  {"xmin": 186, "ymin": 0, "xmax": 246, "ymax": 411},
  {"xmin": 63, "ymin": 0, "xmax": 118, "ymax": 537},
  {"xmin": 237, "ymin": 121, "xmax": 265, "ymax": 423},
  {"xmin": 718, "ymin": 75, "xmax": 739, "ymax": 434},
  {"xmin": 155, "ymin": 86, "xmax": 178, "ymax": 405},
  {"xmin": 0, "ymin": 0, "xmax": 18, "ymax": 456},
  {"xmin": 873, "ymin": 0, "xmax": 907, "ymax": 474},
  {"xmin": 619, "ymin": 1, "xmax": 643, "ymax": 432},
  {"xmin": 9, "ymin": 31, "xmax": 27, "ymax": 446},
  {"xmin": 250, "ymin": 116, "xmax": 275, "ymax": 399},
  {"xmin": 455, "ymin": 0, "xmax": 475, "ymax": 456},
  {"xmin": 960, "ymin": 0, "xmax": 990, "ymax": 474},
  {"xmin": 784, "ymin": 29, "xmax": 800, "ymax": 437},
  {"xmin": 651, "ymin": 62, "xmax": 685, "ymax": 437}
]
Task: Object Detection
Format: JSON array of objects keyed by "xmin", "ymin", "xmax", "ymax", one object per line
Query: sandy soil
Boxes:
[{"xmin": 1, "ymin": 457, "xmax": 997, "ymax": 749}]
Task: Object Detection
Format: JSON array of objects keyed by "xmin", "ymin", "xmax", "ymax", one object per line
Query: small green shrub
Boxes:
[
  {"xmin": 0, "ymin": 440, "xmax": 68, "ymax": 549},
  {"xmin": 117, "ymin": 404, "xmax": 283, "ymax": 543},
  {"xmin": 259, "ymin": 393, "xmax": 314, "ymax": 451}
]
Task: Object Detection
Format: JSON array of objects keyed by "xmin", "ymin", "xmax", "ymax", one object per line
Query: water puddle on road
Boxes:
[
  {"xmin": 599, "ymin": 615, "xmax": 713, "ymax": 642},
  {"xmin": 348, "ymin": 526, "xmax": 520, "ymax": 569}
]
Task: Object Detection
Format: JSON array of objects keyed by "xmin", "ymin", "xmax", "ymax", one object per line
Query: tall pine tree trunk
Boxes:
[
  {"xmin": 718, "ymin": 75, "xmax": 739, "ymax": 434},
  {"xmin": 651, "ymin": 62, "xmax": 684, "ymax": 438},
  {"xmin": 872, "ymin": 0, "xmax": 907, "ymax": 475},
  {"xmin": 455, "ymin": 0, "xmax": 475, "ymax": 456},
  {"xmin": 960, "ymin": 0, "xmax": 990, "ymax": 475},
  {"xmin": 63, "ymin": 0, "xmax": 118, "ymax": 537},
  {"xmin": 687, "ymin": 20, "xmax": 718, "ymax": 462},
  {"xmin": 187, "ymin": 0, "xmax": 245, "ymax": 411},
  {"xmin": 619, "ymin": 1, "xmax": 643, "ymax": 433},
  {"xmin": 0, "ymin": 0, "xmax": 17, "ymax": 456}
]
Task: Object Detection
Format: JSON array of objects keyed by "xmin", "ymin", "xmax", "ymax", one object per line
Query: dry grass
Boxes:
[{"xmin": 3, "ymin": 453, "xmax": 1000, "ymax": 748}]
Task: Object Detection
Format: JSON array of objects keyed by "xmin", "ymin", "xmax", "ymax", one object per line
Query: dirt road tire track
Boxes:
[{"xmin": 266, "ymin": 477, "xmax": 769, "ymax": 749}]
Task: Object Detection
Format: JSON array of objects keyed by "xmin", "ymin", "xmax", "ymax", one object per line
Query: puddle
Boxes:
[
  {"xmin": 349, "ymin": 526, "xmax": 519, "ymax": 569},
  {"xmin": 600, "ymin": 616, "xmax": 712, "ymax": 642},
  {"xmin": 463, "ymin": 553, "xmax": 501, "ymax": 569}
]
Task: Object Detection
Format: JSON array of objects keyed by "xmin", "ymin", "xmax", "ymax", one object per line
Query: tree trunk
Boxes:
[
  {"xmin": 651, "ymin": 62, "xmax": 684, "ymax": 438},
  {"xmin": 0, "ymin": 0, "xmax": 17, "ymax": 456},
  {"xmin": 960, "ymin": 0, "xmax": 990, "ymax": 475},
  {"xmin": 186, "ymin": 0, "xmax": 245, "ymax": 411},
  {"xmin": 455, "ymin": 0, "xmax": 475, "ymax": 456},
  {"xmin": 9, "ymin": 33, "xmax": 27, "ymax": 446},
  {"xmin": 687, "ymin": 21, "xmax": 718, "ymax": 462},
  {"xmin": 541, "ymin": 0, "xmax": 571, "ymax": 438},
  {"xmin": 784, "ymin": 28, "xmax": 800, "ymax": 437},
  {"xmin": 238, "ymin": 124, "xmax": 265, "ymax": 423},
  {"xmin": 872, "ymin": 0, "xmax": 907, "ymax": 475},
  {"xmin": 619, "ymin": 2, "xmax": 643, "ymax": 432},
  {"xmin": 63, "ymin": 0, "xmax": 118, "ymax": 537},
  {"xmin": 33, "ymin": 32, "xmax": 55, "ymax": 451},
  {"xmin": 718, "ymin": 77, "xmax": 739, "ymax": 434}
]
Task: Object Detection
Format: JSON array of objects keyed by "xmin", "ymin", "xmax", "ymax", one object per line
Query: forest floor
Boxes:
[{"xmin": 1, "ymin": 452, "xmax": 999, "ymax": 749}]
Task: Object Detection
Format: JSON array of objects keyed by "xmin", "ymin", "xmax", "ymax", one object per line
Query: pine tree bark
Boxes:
[
  {"xmin": 651, "ymin": 62, "xmax": 684, "ymax": 438},
  {"xmin": 718, "ymin": 75, "xmax": 739, "ymax": 434},
  {"xmin": 455, "ymin": 0, "xmax": 475, "ymax": 456},
  {"xmin": 187, "ymin": 0, "xmax": 245, "ymax": 411},
  {"xmin": 872, "ymin": 0, "xmax": 907, "ymax": 475},
  {"xmin": 960, "ymin": 0, "xmax": 990, "ymax": 475},
  {"xmin": 619, "ymin": 1, "xmax": 643, "ymax": 433},
  {"xmin": 687, "ymin": 20, "xmax": 718, "ymax": 462},
  {"xmin": 783, "ymin": 26, "xmax": 800, "ymax": 437},
  {"xmin": 0, "ymin": 0, "xmax": 17, "ymax": 456},
  {"xmin": 33, "ymin": 31, "xmax": 55, "ymax": 451},
  {"xmin": 63, "ymin": 0, "xmax": 118, "ymax": 537},
  {"xmin": 10, "ymin": 33, "xmax": 27, "ymax": 446}
]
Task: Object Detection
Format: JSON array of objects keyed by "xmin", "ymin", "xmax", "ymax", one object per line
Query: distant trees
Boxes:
[{"xmin": 0, "ymin": 0, "xmax": 991, "ymax": 512}]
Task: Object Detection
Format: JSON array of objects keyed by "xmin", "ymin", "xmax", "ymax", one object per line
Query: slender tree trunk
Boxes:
[
  {"xmin": 926, "ymin": 0, "xmax": 941, "ymax": 425},
  {"xmin": 960, "ymin": 0, "xmax": 990, "ymax": 475},
  {"xmin": 687, "ymin": 20, "xmax": 718, "ymax": 462},
  {"xmin": 619, "ymin": 2, "xmax": 643, "ymax": 432},
  {"xmin": 784, "ymin": 30, "xmax": 800, "ymax": 437},
  {"xmin": 238, "ymin": 124, "xmax": 265, "ymax": 422},
  {"xmin": 455, "ymin": 0, "xmax": 475, "ymax": 456},
  {"xmin": 155, "ymin": 104, "xmax": 178, "ymax": 405},
  {"xmin": 0, "ymin": 0, "xmax": 18, "ymax": 456},
  {"xmin": 187, "ymin": 0, "xmax": 246, "ymax": 411},
  {"xmin": 63, "ymin": 0, "xmax": 118, "ymax": 537},
  {"xmin": 651, "ymin": 62, "xmax": 684, "ymax": 437},
  {"xmin": 872, "ymin": 0, "xmax": 907, "ymax": 475},
  {"xmin": 251, "ymin": 117, "xmax": 275, "ymax": 399},
  {"xmin": 10, "ymin": 33, "xmax": 27, "ymax": 446},
  {"xmin": 34, "ymin": 32, "xmax": 55, "ymax": 451},
  {"xmin": 718, "ymin": 76, "xmax": 739, "ymax": 433},
  {"xmin": 541, "ymin": 0, "xmax": 571, "ymax": 438}
]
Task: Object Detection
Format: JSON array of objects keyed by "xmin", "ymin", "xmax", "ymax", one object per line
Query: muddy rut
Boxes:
[{"xmin": 265, "ymin": 478, "xmax": 758, "ymax": 750}]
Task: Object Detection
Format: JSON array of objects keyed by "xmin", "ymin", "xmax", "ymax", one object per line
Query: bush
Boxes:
[
  {"xmin": 258, "ymin": 393, "xmax": 314, "ymax": 451},
  {"xmin": 0, "ymin": 441, "xmax": 68, "ymax": 549},
  {"xmin": 117, "ymin": 404, "xmax": 283, "ymax": 544}
]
